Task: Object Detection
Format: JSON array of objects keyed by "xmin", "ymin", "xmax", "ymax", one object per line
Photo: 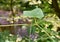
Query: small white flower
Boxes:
[
  {"xmin": 10, "ymin": 21, "xmax": 14, "ymax": 23},
  {"xmin": 22, "ymin": 26, "xmax": 27, "ymax": 29},
  {"xmin": 48, "ymin": 0, "xmax": 52, "ymax": 4},
  {"xmin": 51, "ymin": 36, "xmax": 55, "ymax": 38},
  {"xmin": 29, "ymin": 2, "xmax": 34, "ymax": 5},
  {"xmin": 16, "ymin": 37, "xmax": 22, "ymax": 42},
  {"xmin": 32, "ymin": 1, "xmax": 38, "ymax": 4},
  {"xmin": 9, "ymin": 34, "xmax": 13, "ymax": 36},
  {"xmin": 5, "ymin": 39, "xmax": 9, "ymax": 42},
  {"xmin": 37, "ymin": 0, "xmax": 41, "ymax": 4}
]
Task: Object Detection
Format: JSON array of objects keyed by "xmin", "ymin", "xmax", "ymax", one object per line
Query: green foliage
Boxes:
[
  {"xmin": 23, "ymin": 8, "xmax": 44, "ymax": 19},
  {"xmin": 0, "ymin": 31, "xmax": 17, "ymax": 42},
  {"xmin": 0, "ymin": 0, "xmax": 60, "ymax": 42}
]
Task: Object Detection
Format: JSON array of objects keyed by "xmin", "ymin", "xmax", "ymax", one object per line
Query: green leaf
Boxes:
[{"xmin": 23, "ymin": 8, "xmax": 44, "ymax": 19}]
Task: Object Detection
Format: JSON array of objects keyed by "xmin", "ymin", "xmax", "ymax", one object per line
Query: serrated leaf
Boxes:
[{"xmin": 23, "ymin": 8, "xmax": 44, "ymax": 19}]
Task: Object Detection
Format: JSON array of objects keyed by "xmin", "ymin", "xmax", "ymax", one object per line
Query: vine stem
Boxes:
[
  {"xmin": 34, "ymin": 18, "xmax": 54, "ymax": 41},
  {"xmin": 0, "ymin": 24, "xmax": 29, "ymax": 27},
  {"xmin": 28, "ymin": 22, "xmax": 32, "ymax": 42}
]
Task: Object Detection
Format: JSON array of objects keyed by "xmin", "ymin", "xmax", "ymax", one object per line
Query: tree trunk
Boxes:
[{"xmin": 52, "ymin": 0, "xmax": 60, "ymax": 18}]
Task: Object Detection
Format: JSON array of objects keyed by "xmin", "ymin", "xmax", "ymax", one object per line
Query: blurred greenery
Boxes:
[{"xmin": 0, "ymin": 0, "xmax": 60, "ymax": 42}]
